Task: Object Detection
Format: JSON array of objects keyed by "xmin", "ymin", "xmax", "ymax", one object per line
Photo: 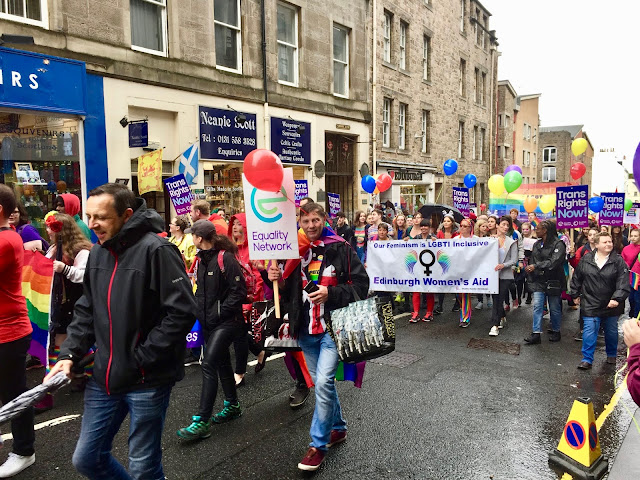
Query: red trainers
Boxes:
[
  {"xmin": 409, "ymin": 312, "xmax": 420, "ymax": 323},
  {"xmin": 297, "ymin": 447, "xmax": 326, "ymax": 471},
  {"xmin": 327, "ymin": 429, "xmax": 347, "ymax": 448}
]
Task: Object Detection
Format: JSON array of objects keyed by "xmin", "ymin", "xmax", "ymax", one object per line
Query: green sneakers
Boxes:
[
  {"xmin": 177, "ymin": 416, "xmax": 211, "ymax": 440},
  {"xmin": 211, "ymin": 401, "xmax": 242, "ymax": 424}
]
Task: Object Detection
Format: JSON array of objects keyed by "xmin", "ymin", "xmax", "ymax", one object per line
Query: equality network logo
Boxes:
[
  {"xmin": 250, "ymin": 186, "xmax": 288, "ymax": 223},
  {"xmin": 407, "ymin": 249, "xmax": 452, "ymax": 276}
]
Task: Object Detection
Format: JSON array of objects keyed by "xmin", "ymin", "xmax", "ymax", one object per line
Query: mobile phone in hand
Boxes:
[{"xmin": 304, "ymin": 282, "xmax": 319, "ymax": 294}]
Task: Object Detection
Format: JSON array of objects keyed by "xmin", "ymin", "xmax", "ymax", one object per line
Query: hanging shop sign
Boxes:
[
  {"xmin": 128, "ymin": 121, "xmax": 148, "ymax": 148},
  {"xmin": 270, "ymin": 117, "xmax": 311, "ymax": 165},
  {"xmin": 199, "ymin": 106, "xmax": 257, "ymax": 161}
]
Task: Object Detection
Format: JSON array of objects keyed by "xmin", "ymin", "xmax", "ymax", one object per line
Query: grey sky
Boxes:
[{"xmin": 486, "ymin": 0, "xmax": 640, "ymax": 192}]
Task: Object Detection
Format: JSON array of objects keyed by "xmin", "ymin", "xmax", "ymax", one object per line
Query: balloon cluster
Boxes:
[
  {"xmin": 488, "ymin": 165, "xmax": 523, "ymax": 196},
  {"xmin": 361, "ymin": 173, "xmax": 393, "ymax": 194},
  {"xmin": 243, "ymin": 150, "xmax": 284, "ymax": 192}
]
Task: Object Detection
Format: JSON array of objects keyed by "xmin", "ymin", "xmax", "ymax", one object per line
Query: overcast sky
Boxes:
[{"xmin": 486, "ymin": 0, "xmax": 639, "ymax": 192}]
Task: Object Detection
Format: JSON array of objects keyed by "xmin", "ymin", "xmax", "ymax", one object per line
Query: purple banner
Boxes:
[
  {"xmin": 556, "ymin": 185, "xmax": 589, "ymax": 229},
  {"xmin": 452, "ymin": 187, "xmax": 470, "ymax": 217},
  {"xmin": 164, "ymin": 174, "xmax": 194, "ymax": 216},
  {"xmin": 294, "ymin": 180, "xmax": 308, "ymax": 207},
  {"xmin": 599, "ymin": 193, "xmax": 625, "ymax": 227},
  {"xmin": 327, "ymin": 192, "xmax": 341, "ymax": 218}
]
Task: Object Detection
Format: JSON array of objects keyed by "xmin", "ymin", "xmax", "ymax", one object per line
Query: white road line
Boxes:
[
  {"xmin": 1, "ymin": 414, "xmax": 81, "ymax": 442},
  {"xmin": 247, "ymin": 352, "xmax": 285, "ymax": 367}
]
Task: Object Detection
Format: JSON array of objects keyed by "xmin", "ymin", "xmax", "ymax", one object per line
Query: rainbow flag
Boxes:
[
  {"xmin": 22, "ymin": 251, "xmax": 53, "ymax": 365},
  {"xmin": 632, "ymin": 271, "xmax": 640, "ymax": 291}
]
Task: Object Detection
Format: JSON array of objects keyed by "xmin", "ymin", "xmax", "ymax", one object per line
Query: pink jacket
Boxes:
[
  {"xmin": 621, "ymin": 243, "xmax": 640, "ymax": 284},
  {"xmin": 628, "ymin": 344, "xmax": 640, "ymax": 406}
]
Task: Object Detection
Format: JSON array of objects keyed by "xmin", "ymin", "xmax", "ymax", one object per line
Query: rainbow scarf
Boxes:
[
  {"xmin": 632, "ymin": 271, "xmax": 640, "ymax": 291},
  {"xmin": 283, "ymin": 227, "xmax": 346, "ymax": 279},
  {"xmin": 22, "ymin": 250, "xmax": 53, "ymax": 365}
]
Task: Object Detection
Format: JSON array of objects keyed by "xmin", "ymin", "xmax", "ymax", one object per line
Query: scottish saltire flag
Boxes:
[
  {"xmin": 22, "ymin": 251, "xmax": 53, "ymax": 365},
  {"xmin": 178, "ymin": 144, "xmax": 199, "ymax": 185}
]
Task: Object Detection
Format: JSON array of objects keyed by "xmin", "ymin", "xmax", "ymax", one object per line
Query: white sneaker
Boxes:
[
  {"xmin": 0, "ymin": 453, "xmax": 35, "ymax": 478},
  {"xmin": 489, "ymin": 326, "xmax": 499, "ymax": 336},
  {"xmin": 475, "ymin": 302, "xmax": 483, "ymax": 310},
  {"xmin": 499, "ymin": 317, "xmax": 507, "ymax": 329}
]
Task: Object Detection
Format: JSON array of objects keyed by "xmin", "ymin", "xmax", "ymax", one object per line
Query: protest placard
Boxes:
[
  {"xmin": 452, "ymin": 187, "xmax": 470, "ymax": 217},
  {"xmin": 164, "ymin": 174, "xmax": 194, "ymax": 216},
  {"xmin": 599, "ymin": 193, "xmax": 625, "ymax": 227},
  {"xmin": 294, "ymin": 180, "xmax": 308, "ymax": 207},
  {"xmin": 624, "ymin": 202, "xmax": 640, "ymax": 224},
  {"xmin": 327, "ymin": 192, "xmax": 341, "ymax": 218},
  {"xmin": 556, "ymin": 185, "xmax": 589, "ymax": 229}
]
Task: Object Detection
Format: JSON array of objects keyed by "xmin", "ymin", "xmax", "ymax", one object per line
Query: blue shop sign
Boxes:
[
  {"xmin": 128, "ymin": 121, "xmax": 148, "ymax": 148},
  {"xmin": 270, "ymin": 117, "xmax": 311, "ymax": 165},
  {"xmin": 199, "ymin": 106, "xmax": 257, "ymax": 161},
  {"xmin": 0, "ymin": 47, "xmax": 87, "ymax": 115}
]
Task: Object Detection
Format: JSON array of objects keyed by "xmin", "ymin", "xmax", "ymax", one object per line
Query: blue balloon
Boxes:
[
  {"xmin": 588, "ymin": 196, "xmax": 604, "ymax": 213},
  {"xmin": 47, "ymin": 181, "xmax": 57, "ymax": 192},
  {"xmin": 361, "ymin": 175, "xmax": 376, "ymax": 194},
  {"xmin": 443, "ymin": 159, "xmax": 458, "ymax": 176},
  {"xmin": 463, "ymin": 174, "xmax": 477, "ymax": 189}
]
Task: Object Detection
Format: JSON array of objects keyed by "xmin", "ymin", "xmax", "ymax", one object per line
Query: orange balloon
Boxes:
[{"xmin": 523, "ymin": 196, "xmax": 538, "ymax": 213}]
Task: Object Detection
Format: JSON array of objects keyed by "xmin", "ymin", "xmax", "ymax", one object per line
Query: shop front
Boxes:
[
  {"xmin": 377, "ymin": 160, "xmax": 436, "ymax": 214},
  {"xmin": 0, "ymin": 47, "xmax": 107, "ymax": 234}
]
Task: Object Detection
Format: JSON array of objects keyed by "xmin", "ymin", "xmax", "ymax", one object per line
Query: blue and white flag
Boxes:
[{"xmin": 178, "ymin": 144, "xmax": 199, "ymax": 185}]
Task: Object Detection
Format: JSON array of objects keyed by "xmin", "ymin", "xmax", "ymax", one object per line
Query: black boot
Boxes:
[
  {"xmin": 548, "ymin": 331, "xmax": 561, "ymax": 342},
  {"xmin": 524, "ymin": 333, "xmax": 541, "ymax": 344}
]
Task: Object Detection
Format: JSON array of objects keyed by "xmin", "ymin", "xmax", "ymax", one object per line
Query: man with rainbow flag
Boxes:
[
  {"xmin": 269, "ymin": 202, "xmax": 369, "ymax": 472},
  {"xmin": 0, "ymin": 184, "xmax": 35, "ymax": 478}
]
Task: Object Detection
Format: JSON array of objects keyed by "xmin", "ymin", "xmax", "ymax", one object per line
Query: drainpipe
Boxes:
[
  {"xmin": 371, "ymin": 0, "xmax": 377, "ymax": 176},
  {"xmin": 261, "ymin": 0, "xmax": 269, "ymax": 147}
]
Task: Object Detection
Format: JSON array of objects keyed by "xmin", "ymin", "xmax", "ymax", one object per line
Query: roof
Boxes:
[
  {"xmin": 517, "ymin": 94, "xmax": 541, "ymax": 101},
  {"xmin": 473, "ymin": 0, "xmax": 492, "ymax": 16},
  {"xmin": 498, "ymin": 80, "xmax": 517, "ymax": 98},
  {"xmin": 540, "ymin": 125, "xmax": 583, "ymax": 138}
]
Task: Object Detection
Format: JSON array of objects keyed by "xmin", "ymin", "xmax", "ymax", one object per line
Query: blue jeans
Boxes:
[
  {"xmin": 532, "ymin": 292, "xmax": 562, "ymax": 333},
  {"xmin": 630, "ymin": 288, "xmax": 640, "ymax": 319},
  {"xmin": 72, "ymin": 380, "xmax": 172, "ymax": 480},
  {"xmin": 298, "ymin": 330, "xmax": 347, "ymax": 452},
  {"xmin": 582, "ymin": 316, "xmax": 619, "ymax": 364}
]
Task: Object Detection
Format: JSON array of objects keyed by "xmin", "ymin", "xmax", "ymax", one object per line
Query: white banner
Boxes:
[
  {"xmin": 367, "ymin": 239, "xmax": 499, "ymax": 293},
  {"xmin": 243, "ymin": 168, "xmax": 300, "ymax": 260}
]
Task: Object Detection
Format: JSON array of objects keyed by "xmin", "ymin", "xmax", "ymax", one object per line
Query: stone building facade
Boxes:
[
  {"xmin": 374, "ymin": 0, "xmax": 499, "ymax": 212},
  {"xmin": 496, "ymin": 80, "xmax": 517, "ymax": 173},
  {"xmin": 514, "ymin": 94, "xmax": 540, "ymax": 185},
  {"xmin": 538, "ymin": 125, "xmax": 593, "ymax": 186}
]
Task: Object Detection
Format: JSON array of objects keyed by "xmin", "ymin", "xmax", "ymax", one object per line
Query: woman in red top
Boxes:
[
  {"xmin": 622, "ymin": 228, "xmax": 640, "ymax": 319},
  {"xmin": 0, "ymin": 185, "xmax": 35, "ymax": 477},
  {"xmin": 435, "ymin": 212, "xmax": 459, "ymax": 314}
]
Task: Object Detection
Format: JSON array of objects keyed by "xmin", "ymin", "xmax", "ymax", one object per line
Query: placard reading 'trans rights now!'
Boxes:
[{"xmin": 243, "ymin": 168, "xmax": 300, "ymax": 260}]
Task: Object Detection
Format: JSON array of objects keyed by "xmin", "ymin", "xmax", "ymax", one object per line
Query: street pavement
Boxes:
[{"xmin": 2, "ymin": 298, "xmax": 638, "ymax": 480}]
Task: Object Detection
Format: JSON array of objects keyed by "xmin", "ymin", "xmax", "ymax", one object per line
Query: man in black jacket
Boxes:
[
  {"xmin": 334, "ymin": 211, "xmax": 352, "ymax": 243},
  {"xmin": 524, "ymin": 220, "xmax": 566, "ymax": 344},
  {"xmin": 269, "ymin": 203, "xmax": 369, "ymax": 472},
  {"xmin": 45, "ymin": 183, "xmax": 196, "ymax": 480},
  {"xmin": 570, "ymin": 232, "xmax": 629, "ymax": 370}
]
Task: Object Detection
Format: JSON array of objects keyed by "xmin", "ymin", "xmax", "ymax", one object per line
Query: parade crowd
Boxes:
[{"xmin": 2, "ymin": 184, "xmax": 640, "ymax": 478}]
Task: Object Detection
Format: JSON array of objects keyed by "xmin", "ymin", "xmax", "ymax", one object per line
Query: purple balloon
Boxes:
[
  {"xmin": 504, "ymin": 165, "xmax": 523, "ymax": 175},
  {"xmin": 634, "ymin": 141, "xmax": 640, "ymax": 193}
]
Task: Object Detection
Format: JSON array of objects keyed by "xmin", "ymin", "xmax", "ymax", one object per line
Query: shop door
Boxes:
[{"xmin": 325, "ymin": 133, "xmax": 356, "ymax": 218}]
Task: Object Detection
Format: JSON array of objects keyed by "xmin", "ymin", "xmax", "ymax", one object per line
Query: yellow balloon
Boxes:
[
  {"xmin": 539, "ymin": 194, "xmax": 556, "ymax": 214},
  {"xmin": 488, "ymin": 174, "xmax": 505, "ymax": 196},
  {"xmin": 571, "ymin": 138, "xmax": 588, "ymax": 157}
]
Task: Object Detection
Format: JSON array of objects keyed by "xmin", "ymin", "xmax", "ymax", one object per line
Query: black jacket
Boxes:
[
  {"xmin": 60, "ymin": 199, "xmax": 197, "ymax": 395},
  {"xmin": 570, "ymin": 250, "xmax": 630, "ymax": 317},
  {"xmin": 526, "ymin": 236, "xmax": 567, "ymax": 292},
  {"xmin": 335, "ymin": 224, "xmax": 353, "ymax": 243},
  {"xmin": 284, "ymin": 240, "xmax": 369, "ymax": 337},
  {"xmin": 195, "ymin": 248, "xmax": 246, "ymax": 335}
]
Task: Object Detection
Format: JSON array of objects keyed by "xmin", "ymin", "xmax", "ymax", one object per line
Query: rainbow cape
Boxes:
[
  {"xmin": 283, "ymin": 226, "xmax": 346, "ymax": 279},
  {"xmin": 22, "ymin": 250, "xmax": 53, "ymax": 365}
]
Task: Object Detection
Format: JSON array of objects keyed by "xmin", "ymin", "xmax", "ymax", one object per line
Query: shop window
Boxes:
[
  {"xmin": 333, "ymin": 24, "xmax": 349, "ymax": 97},
  {"xmin": 214, "ymin": 0, "xmax": 242, "ymax": 72},
  {"xmin": 400, "ymin": 184, "xmax": 428, "ymax": 213},
  {"xmin": 1, "ymin": 113, "xmax": 82, "ymax": 237},
  {"xmin": 277, "ymin": 2, "xmax": 298, "ymax": 86},
  {"xmin": 0, "ymin": 0, "xmax": 47, "ymax": 27},
  {"xmin": 130, "ymin": 0, "xmax": 168, "ymax": 56}
]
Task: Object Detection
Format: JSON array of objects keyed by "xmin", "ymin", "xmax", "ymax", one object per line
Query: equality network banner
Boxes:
[
  {"xmin": 452, "ymin": 187, "xmax": 470, "ymax": 217},
  {"xmin": 556, "ymin": 185, "xmax": 589, "ymax": 229},
  {"xmin": 367, "ymin": 239, "xmax": 499, "ymax": 294},
  {"xmin": 599, "ymin": 193, "xmax": 625, "ymax": 227},
  {"xmin": 243, "ymin": 168, "xmax": 300, "ymax": 260}
]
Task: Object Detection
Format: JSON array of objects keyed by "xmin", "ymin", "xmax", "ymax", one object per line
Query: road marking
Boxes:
[
  {"xmin": 247, "ymin": 352, "xmax": 285, "ymax": 367},
  {"xmin": 1, "ymin": 414, "xmax": 80, "ymax": 442}
]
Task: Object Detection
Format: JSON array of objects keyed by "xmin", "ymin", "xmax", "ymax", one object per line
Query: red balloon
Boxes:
[
  {"xmin": 570, "ymin": 162, "xmax": 586, "ymax": 180},
  {"xmin": 243, "ymin": 149, "xmax": 284, "ymax": 192},
  {"xmin": 376, "ymin": 173, "xmax": 393, "ymax": 192},
  {"xmin": 480, "ymin": 203, "xmax": 487, "ymax": 211}
]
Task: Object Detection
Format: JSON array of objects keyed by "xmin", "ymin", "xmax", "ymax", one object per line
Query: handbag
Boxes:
[
  {"xmin": 249, "ymin": 300, "xmax": 300, "ymax": 352},
  {"xmin": 263, "ymin": 313, "xmax": 301, "ymax": 352}
]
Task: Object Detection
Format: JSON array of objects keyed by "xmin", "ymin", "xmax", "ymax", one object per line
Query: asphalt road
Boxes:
[{"xmin": 2, "ymin": 298, "xmax": 637, "ymax": 480}]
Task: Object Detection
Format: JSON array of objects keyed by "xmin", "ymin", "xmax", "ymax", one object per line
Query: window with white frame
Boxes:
[
  {"xmin": 526, "ymin": 151, "xmax": 530, "ymax": 166},
  {"xmin": 458, "ymin": 121, "xmax": 465, "ymax": 158},
  {"xmin": 422, "ymin": 35, "xmax": 431, "ymax": 81},
  {"xmin": 479, "ymin": 128, "xmax": 485, "ymax": 161},
  {"xmin": 277, "ymin": 2, "xmax": 298, "ymax": 86},
  {"xmin": 505, "ymin": 115, "xmax": 510, "ymax": 128},
  {"xmin": 482, "ymin": 15, "xmax": 488, "ymax": 49},
  {"xmin": 472, "ymin": 126, "xmax": 478, "ymax": 160},
  {"xmin": 460, "ymin": 0, "xmax": 465, "ymax": 33},
  {"xmin": 214, "ymin": 0, "xmax": 242, "ymax": 72},
  {"xmin": 533, "ymin": 127, "xmax": 537, "ymax": 142},
  {"xmin": 130, "ymin": 0, "xmax": 167, "ymax": 56},
  {"xmin": 0, "ymin": 0, "xmax": 47, "ymax": 27},
  {"xmin": 523, "ymin": 123, "xmax": 529, "ymax": 140},
  {"xmin": 473, "ymin": 68, "xmax": 479, "ymax": 103},
  {"xmin": 523, "ymin": 150, "xmax": 529, "ymax": 166},
  {"xmin": 459, "ymin": 59, "xmax": 466, "ymax": 96},
  {"xmin": 383, "ymin": 11, "xmax": 392, "ymax": 63},
  {"xmin": 333, "ymin": 24, "xmax": 349, "ymax": 97},
  {"xmin": 543, "ymin": 146, "xmax": 557, "ymax": 163},
  {"xmin": 421, "ymin": 110, "xmax": 430, "ymax": 153},
  {"xmin": 398, "ymin": 103, "xmax": 407, "ymax": 150},
  {"xmin": 399, "ymin": 22, "xmax": 407, "ymax": 70},
  {"xmin": 498, "ymin": 145, "xmax": 503, "ymax": 159},
  {"xmin": 382, "ymin": 98, "xmax": 391, "ymax": 147},
  {"xmin": 542, "ymin": 166, "xmax": 556, "ymax": 182}
]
